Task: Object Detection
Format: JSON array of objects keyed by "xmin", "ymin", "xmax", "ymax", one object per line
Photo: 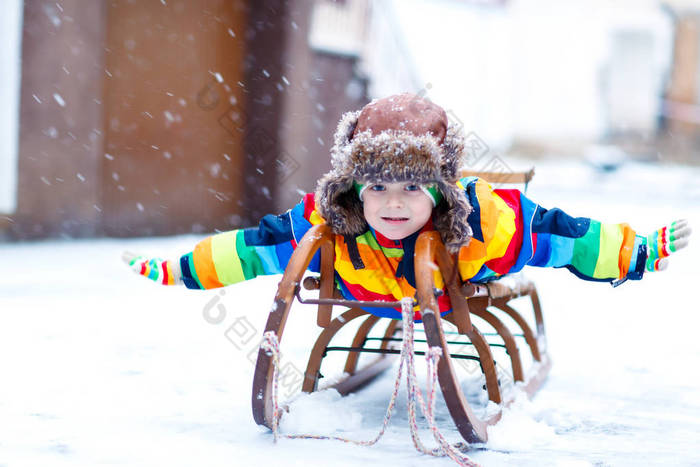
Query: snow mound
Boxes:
[{"xmin": 280, "ymin": 389, "xmax": 363, "ymax": 435}]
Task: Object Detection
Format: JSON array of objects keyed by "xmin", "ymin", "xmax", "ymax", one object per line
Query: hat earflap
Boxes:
[
  {"xmin": 315, "ymin": 171, "xmax": 368, "ymax": 237},
  {"xmin": 433, "ymin": 180, "xmax": 473, "ymax": 253}
]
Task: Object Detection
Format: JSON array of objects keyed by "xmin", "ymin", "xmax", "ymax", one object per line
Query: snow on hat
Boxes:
[{"xmin": 314, "ymin": 93, "xmax": 472, "ymax": 252}]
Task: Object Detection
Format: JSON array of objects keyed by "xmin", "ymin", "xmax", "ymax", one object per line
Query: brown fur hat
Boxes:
[{"xmin": 315, "ymin": 93, "xmax": 472, "ymax": 252}]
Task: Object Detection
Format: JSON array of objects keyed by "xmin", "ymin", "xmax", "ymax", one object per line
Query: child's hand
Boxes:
[
  {"xmin": 644, "ymin": 220, "xmax": 691, "ymax": 272},
  {"xmin": 122, "ymin": 251, "xmax": 183, "ymax": 285}
]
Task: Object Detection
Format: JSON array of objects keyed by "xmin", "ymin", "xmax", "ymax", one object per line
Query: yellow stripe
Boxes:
[
  {"xmin": 165, "ymin": 261, "xmax": 174, "ymax": 285},
  {"xmin": 309, "ymin": 209, "xmax": 325, "ymax": 225},
  {"xmin": 431, "ymin": 268, "xmax": 445, "ymax": 291},
  {"xmin": 485, "ymin": 193, "xmax": 516, "ymax": 261},
  {"xmin": 211, "ymin": 231, "xmax": 245, "ymax": 285},
  {"xmin": 657, "ymin": 232, "xmax": 669, "ymax": 258},
  {"xmin": 458, "ymin": 258, "xmax": 486, "ymax": 281},
  {"xmin": 593, "ymin": 223, "xmax": 624, "ymax": 279},
  {"xmin": 334, "ymin": 257, "xmax": 401, "ymax": 296},
  {"xmin": 473, "ymin": 178, "xmax": 516, "ymax": 260},
  {"xmin": 475, "ymin": 180, "xmax": 500, "ymax": 247}
]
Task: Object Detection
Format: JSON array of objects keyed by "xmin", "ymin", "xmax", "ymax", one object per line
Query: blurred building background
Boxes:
[{"xmin": 1, "ymin": 0, "xmax": 699, "ymax": 241}]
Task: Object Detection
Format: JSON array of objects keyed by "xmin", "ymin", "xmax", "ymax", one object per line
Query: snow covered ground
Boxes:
[{"xmin": 1, "ymin": 159, "xmax": 699, "ymax": 467}]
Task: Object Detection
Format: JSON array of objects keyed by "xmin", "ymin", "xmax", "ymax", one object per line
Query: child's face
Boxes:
[{"xmin": 362, "ymin": 181, "xmax": 434, "ymax": 240}]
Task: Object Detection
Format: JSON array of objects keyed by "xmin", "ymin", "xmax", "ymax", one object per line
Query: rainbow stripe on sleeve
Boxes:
[{"xmin": 179, "ymin": 195, "xmax": 319, "ymax": 290}]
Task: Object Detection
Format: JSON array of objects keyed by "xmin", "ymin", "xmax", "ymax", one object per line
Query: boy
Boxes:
[{"xmin": 124, "ymin": 93, "xmax": 691, "ymax": 319}]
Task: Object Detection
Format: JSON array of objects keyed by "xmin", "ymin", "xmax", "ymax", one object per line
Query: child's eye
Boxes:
[
  {"xmin": 404, "ymin": 184, "xmax": 420, "ymax": 192},
  {"xmin": 369, "ymin": 184, "xmax": 386, "ymax": 192}
]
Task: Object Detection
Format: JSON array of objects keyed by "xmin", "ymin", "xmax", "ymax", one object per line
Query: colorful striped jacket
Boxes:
[{"xmin": 176, "ymin": 177, "xmax": 647, "ymax": 319}]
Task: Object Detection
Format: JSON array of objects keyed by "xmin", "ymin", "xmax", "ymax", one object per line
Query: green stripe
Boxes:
[
  {"xmin": 236, "ymin": 230, "xmax": 266, "ymax": 280},
  {"xmin": 593, "ymin": 223, "xmax": 623, "ymax": 279},
  {"xmin": 185, "ymin": 252, "xmax": 204, "ymax": 289},
  {"xmin": 424, "ymin": 185, "xmax": 443, "ymax": 205},
  {"xmin": 211, "ymin": 231, "xmax": 245, "ymax": 285},
  {"xmin": 356, "ymin": 232, "xmax": 404, "ymax": 258},
  {"xmin": 356, "ymin": 231, "xmax": 380, "ymax": 249},
  {"xmin": 354, "ymin": 181, "xmax": 364, "ymax": 198},
  {"xmin": 571, "ymin": 220, "xmax": 601, "ymax": 277},
  {"xmin": 647, "ymin": 233, "xmax": 659, "ymax": 260}
]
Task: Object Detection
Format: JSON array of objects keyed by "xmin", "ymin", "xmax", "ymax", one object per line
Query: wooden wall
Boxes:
[
  {"xmin": 100, "ymin": 0, "xmax": 248, "ymax": 236},
  {"xmin": 7, "ymin": 0, "xmax": 368, "ymax": 240},
  {"xmin": 11, "ymin": 0, "xmax": 250, "ymax": 239},
  {"xmin": 14, "ymin": 0, "xmax": 106, "ymax": 238}
]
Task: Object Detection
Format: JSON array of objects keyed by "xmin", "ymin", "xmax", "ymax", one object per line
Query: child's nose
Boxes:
[{"xmin": 386, "ymin": 193, "xmax": 405, "ymax": 208}]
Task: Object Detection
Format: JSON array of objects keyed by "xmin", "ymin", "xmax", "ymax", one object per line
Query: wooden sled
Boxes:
[{"xmin": 252, "ymin": 169, "xmax": 550, "ymax": 444}]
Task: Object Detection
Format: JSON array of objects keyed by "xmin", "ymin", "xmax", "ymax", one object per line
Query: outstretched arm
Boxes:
[
  {"xmin": 460, "ymin": 177, "xmax": 691, "ymax": 285},
  {"xmin": 122, "ymin": 194, "xmax": 321, "ymax": 289}
]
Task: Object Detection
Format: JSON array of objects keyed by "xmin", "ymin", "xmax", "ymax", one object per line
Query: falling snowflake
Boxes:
[{"xmin": 53, "ymin": 93, "xmax": 66, "ymax": 107}]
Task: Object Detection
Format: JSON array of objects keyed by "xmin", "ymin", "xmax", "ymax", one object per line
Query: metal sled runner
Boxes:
[{"xmin": 251, "ymin": 224, "xmax": 551, "ymax": 444}]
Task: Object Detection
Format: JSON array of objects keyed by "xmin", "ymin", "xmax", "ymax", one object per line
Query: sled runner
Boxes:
[{"xmin": 252, "ymin": 169, "xmax": 550, "ymax": 444}]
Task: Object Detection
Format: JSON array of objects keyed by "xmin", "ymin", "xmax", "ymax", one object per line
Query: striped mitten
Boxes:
[
  {"xmin": 122, "ymin": 251, "xmax": 183, "ymax": 285},
  {"xmin": 643, "ymin": 219, "xmax": 692, "ymax": 272}
]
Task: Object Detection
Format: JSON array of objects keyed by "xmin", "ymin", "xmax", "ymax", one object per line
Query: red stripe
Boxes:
[
  {"xmin": 485, "ymin": 189, "xmax": 523, "ymax": 275},
  {"xmin": 659, "ymin": 227, "xmax": 670, "ymax": 257},
  {"xmin": 140, "ymin": 263, "xmax": 147, "ymax": 275},
  {"xmin": 532, "ymin": 232, "xmax": 538, "ymax": 256},
  {"xmin": 414, "ymin": 293, "xmax": 451, "ymax": 320},
  {"xmin": 438, "ymin": 293, "xmax": 451, "ymax": 313},
  {"xmin": 341, "ymin": 277, "xmax": 451, "ymax": 320},
  {"xmin": 303, "ymin": 193, "xmax": 316, "ymax": 221},
  {"xmin": 161, "ymin": 261, "xmax": 169, "ymax": 285},
  {"xmin": 342, "ymin": 280, "xmax": 398, "ymax": 303}
]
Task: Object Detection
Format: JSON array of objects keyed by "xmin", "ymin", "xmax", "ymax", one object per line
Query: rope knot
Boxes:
[
  {"xmin": 261, "ymin": 331, "xmax": 280, "ymax": 357},
  {"xmin": 427, "ymin": 346, "xmax": 443, "ymax": 364}
]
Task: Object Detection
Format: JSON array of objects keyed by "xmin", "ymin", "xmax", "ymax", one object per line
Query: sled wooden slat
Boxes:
[{"xmin": 460, "ymin": 167, "xmax": 535, "ymax": 185}]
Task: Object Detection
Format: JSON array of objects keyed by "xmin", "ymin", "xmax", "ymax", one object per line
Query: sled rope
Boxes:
[
  {"xmin": 400, "ymin": 299, "xmax": 481, "ymax": 467},
  {"xmin": 260, "ymin": 298, "xmax": 481, "ymax": 467}
]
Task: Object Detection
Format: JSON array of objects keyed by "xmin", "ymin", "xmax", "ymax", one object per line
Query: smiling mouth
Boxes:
[{"xmin": 381, "ymin": 216, "xmax": 409, "ymax": 223}]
